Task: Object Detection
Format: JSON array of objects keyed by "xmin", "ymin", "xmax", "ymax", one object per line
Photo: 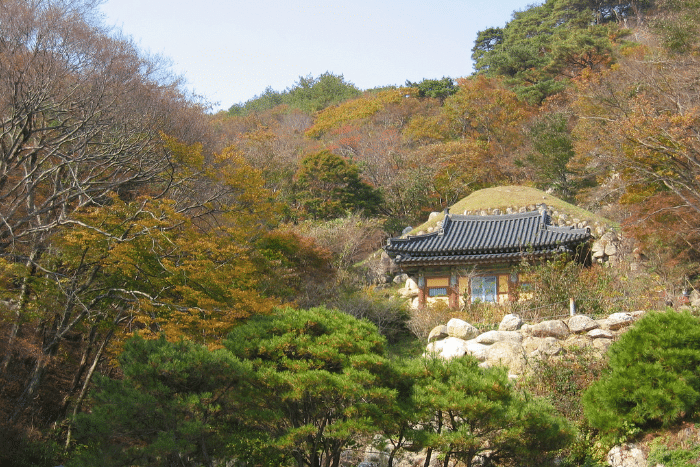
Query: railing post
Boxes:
[{"xmin": 569, "ymin": 297, "xmax": 576, "ymax": 316}]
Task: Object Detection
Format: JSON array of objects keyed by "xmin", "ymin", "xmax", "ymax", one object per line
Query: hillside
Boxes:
[{"xmin": 4, "ymin": 0, "xmax": 700, "ymax": 465}]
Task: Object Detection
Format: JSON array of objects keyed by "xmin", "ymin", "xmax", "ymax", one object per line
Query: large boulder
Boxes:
[
  {"xmin": 399, "ymin": 277, "xmax": 420, "ymax": 299},
  {"xmin": 498, "ymin": 314, "xmax": 523, "ymax": 331},
  {"xmin": 428, "ymin": 325, "xmax": 449, "ymax": 342},
  {"xmin": 484, "ymin": 341, "xmax": 527, "ymax": 376},
  {"xmin": 475, "ymin": 330, "xmax": 523, "ymax": 345},
  {"xmin": 530, "ymin": 319, "xmax": 570, "ymax": 339},
  {"xmin": 567, "ymin": 315, "xmax": 599, "ymax": 333},
  {"xmin": 588, "ymin": 328, "xmax": 613, "ymax": 339},
  {"xmin": 425, "ymin": 340, "xmax": 446, "ymax": 355},
  {"xmin": 439, "ymin": 337, "xmax": 468, "ymax": 360},
  {"xmin": 426, "ymin": 337, "xmax": 470, "ymax": 360},
  {"xmin": 446, "ymin": 318, "xmax": 479, "ymax": 340},
  {"xmin": 464, "ymin": 339, "xmax": 490, "ymax": 361},
  {"xmin": 607, "ymin": 444, "xmax": 647, "ymax": 467},
  {"xmin": 604, "ymin": 312, "xmax": 635, "ymax": 330}
]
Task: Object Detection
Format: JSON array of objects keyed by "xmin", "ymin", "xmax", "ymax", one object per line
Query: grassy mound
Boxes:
[{"xmin": 408, "ymin": 186, "xmax": 617, "ymax": 235}]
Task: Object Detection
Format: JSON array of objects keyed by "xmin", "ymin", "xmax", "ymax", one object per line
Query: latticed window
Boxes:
[
  {"xmin": 428, "ymin": 287, "xmax": 448, "ymax": 297},
  {"xmin": 426, "ymin": 277, "xmax": 449, "ymax": 298},
  {"xmin": 471, "ymin": 276, "xmax": 497, "ymax": 303}
]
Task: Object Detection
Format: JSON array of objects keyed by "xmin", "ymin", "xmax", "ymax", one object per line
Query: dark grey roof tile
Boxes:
[{"xmin": 385, "ymin": 209, "xmax": 591, "ymax": 264}]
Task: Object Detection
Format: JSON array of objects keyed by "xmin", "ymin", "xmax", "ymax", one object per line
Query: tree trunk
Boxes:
[
  {"xmin": 56, "ymin": 324, "xmax": 98, "ymax": 423},
  {"xmin": 1, "ymin": 246, "xmax": 40, "ymax": 374},
  {"xmin": 200, "ymin": 436, "xmax": 213, "ymax": 467},
  {"xmin": 64, "ymin": 327, "xmax": 114, "ymax": 449},
  {"xmin": 423, "ymin": 447, "xmax": 433, "ymax": 467},
  {"xmin": 10, "ymin": 350, "xmax": 51, "ymax": 421},
  {"xmin": 388, "ymin": 449, "xmax": 396, "ymax": 467}
]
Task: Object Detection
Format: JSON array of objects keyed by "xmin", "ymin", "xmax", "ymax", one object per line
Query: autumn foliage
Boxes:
[{"xmin": 4, "ymin": 0, "xmax": 700, "ymax": 465}]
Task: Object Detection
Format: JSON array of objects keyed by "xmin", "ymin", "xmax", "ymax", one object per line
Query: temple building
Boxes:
[{"xmin": 384, "ymin": 206, "xmax": 592, "ymax": 308}]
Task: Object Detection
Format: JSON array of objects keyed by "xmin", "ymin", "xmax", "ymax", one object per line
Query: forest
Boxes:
[{"xmin": 2, "ymin": 0, "xmax": 700, "ymax": 466}]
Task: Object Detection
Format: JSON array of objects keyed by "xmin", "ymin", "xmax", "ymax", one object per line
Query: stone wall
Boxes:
[{"xmin": 425, "ymin": 310, "xmax": 644, "ymax": 378}]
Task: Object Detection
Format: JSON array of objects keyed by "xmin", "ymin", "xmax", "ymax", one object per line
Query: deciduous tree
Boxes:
[
  {"xmin": 6, "ymin": 140, "xmax": 281, "ymax": 426},
  {"xmin": 572, "ymin": 46, "xmax": 700, "ymax": 279},
  {"xmin": 0, "ymin": 0, "xmax": 208, "ymax": 380},
  {"xmin": 0, "ymin": 0, "xmax": 199, "ymax": 254}
]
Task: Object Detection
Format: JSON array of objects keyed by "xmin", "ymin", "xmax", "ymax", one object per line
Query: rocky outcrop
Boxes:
[
  {"xmin": 592, "ymin": 230, "xmax": 623, "ymax": 264},
  {"xmin": 484, "ymin": 340, "xmax": 527, "ymax": 375},
  {"xmin": 422, "ymin": 204, "xmax": 615, "ymax": 233},
  {"xmin": 356, "ymin": 308, "xmax": 683, "ymax": 467},
  {"xmin": 607, "ymin": 443, "xmax": 647, "ymax": 467},
  {"xmin": 425, "ymin": 311, "xmax": 645, "ymax": 377},
  {"xmin": 475, "ymin": 330, "xmax": 522, "ymax": 345},
  {"xmin": 351, "ymin": 310, "xmax": 666, "ymax": 467}
]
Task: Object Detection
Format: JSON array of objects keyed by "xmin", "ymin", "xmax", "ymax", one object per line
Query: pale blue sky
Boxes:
[{"xmin": 100, "ymin": 0, "xmax": 535, "ymax": 111}]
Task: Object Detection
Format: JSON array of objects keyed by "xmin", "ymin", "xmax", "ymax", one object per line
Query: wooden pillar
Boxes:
[
  {"xmin": 418, "ymin": 274, "xmax": 426, "ymax": 308},
  {"xmin": 449, "ymin": 272, "xmax": 459, "ymax": 309},
  {"xmin": 508, "ymin": 271, "xmax": 518, "ymax": 302}
]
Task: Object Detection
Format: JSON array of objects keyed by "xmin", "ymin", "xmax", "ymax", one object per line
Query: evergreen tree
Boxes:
[
  {"xmin": 287, "ymin": 72, "xmax": 362, "ymax": 114},
  {"xmin": 294, "ymin": 151, "xmax": 383, "ymax": 220},
  {"xmin": 583, "ymin": 311, "xmax": 700, "ymax": 441},
  {"xmin": 224, "ymin": 306, "xmax": 395, "ymax": 467},
  {"xmin": 411, "ymin": 356, "xmax": 573, "ymax": 467},
  {"xmin": 471, "ymin": 0, "xmax": 627, "ymax": 103},
  {"xmin": 405, "ymin": 77, "xmax": 458, "ymax": 102},
  {"xmin": 228, "ymin": 73, "xmax": 361, "ymax": 116},
  {"xmin": 70, "ymin": 336, "xmax": 262, "ymax": 467},
  {"xmin": 524, "ymin": 113, "xmax": 578, "ymax": 201}
]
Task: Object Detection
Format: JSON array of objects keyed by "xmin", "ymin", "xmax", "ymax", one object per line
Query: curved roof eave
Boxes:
[{"xmin": 385, "ymin": 210, "xmax": 592, "ymax": 259}]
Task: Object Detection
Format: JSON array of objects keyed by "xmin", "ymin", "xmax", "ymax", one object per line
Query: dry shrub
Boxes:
[
  {"xmin": 460, "ymin": 299, "xmax": 511, "ymax": 329},
  {"xmin": 518, "ymin": 346, "xmax": 607, "ymax": 423},
  {"xmin": 509, "ymin": 257, "xmax": 663, "ymax": 322},
  {"xmin": 331, "ymin": 288, "xmax": 410, "ymax": 344},
  {"xmin": 293, "ymin": 214, "xmax": 385, "ymax": 270},
  {"xmin": 407, "ymin": 301, "xmax": 462, "ymax": 340}
]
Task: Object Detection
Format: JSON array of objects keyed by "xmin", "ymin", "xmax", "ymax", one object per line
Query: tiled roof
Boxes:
[{"xmin": 385, "ymin": 208, "xmax": 591, "ymax": 266}]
